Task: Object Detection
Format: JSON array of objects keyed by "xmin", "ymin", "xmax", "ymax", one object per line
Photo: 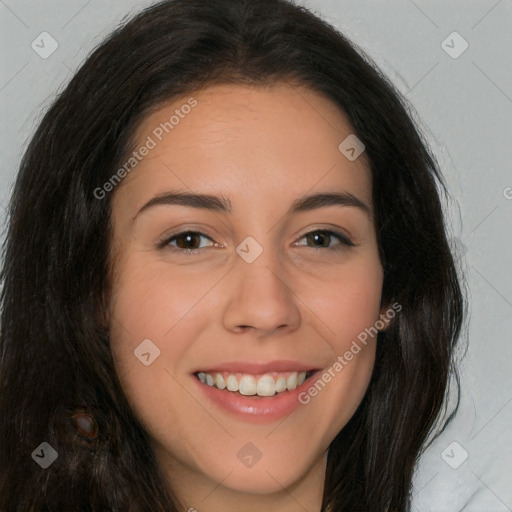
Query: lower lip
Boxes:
[{"xmin": 192, "ymin": 372, "xmax": 320, "ymax": 424}]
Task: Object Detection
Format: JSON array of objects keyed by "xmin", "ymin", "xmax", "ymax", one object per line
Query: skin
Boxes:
[{"xmin": 108, "ymin": 82, "xmax": 389, "ymax": 512}]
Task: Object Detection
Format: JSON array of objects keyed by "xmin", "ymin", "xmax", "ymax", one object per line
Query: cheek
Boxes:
[
  {"xmin": 292, "ymin": 255, "xmax": 383, "ymax": 428},
  {"xmin": 301, "ymin": 254, "xmax": 384, "ymax": 347},
  {"xmin": 108, "ymin": 255, "xmax": 224, "ymax": 369},
  {"xmin": 109, "ymin": 259, "xmax": 205, "ymax": 336},
  {"xmin": 107, "ymin": 260, "xmax": 210, "ymax": 437}
]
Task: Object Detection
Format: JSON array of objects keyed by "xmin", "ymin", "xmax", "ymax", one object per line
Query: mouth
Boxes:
[
  {"xmin": 194, "ymin": 370, "xmax": 317, "ymax": 397},
  {"xmin": 191, "ymin": 362, "xmax": 323, "ymax": 423}
]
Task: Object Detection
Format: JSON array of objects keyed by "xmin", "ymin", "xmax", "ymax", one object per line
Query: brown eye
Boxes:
[
  {"xmin": 159, "ymin": 231, "xmax": 216, "ymax": 253},
  {"xmin": 173, "ymin": 232, "xmax": 202, "ymax": 249},
  {"xmin": 297, "ymin": 229, "xmax": 354, "ymax": 250},
  {"xmin": 305, "ymin": 231, "xmax": 331, "ymax": 248}
]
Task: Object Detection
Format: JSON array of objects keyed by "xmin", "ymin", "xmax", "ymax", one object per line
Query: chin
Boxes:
[{"xmin": 206, "ymin": 463, "xmax": 306, "ymax": 495}]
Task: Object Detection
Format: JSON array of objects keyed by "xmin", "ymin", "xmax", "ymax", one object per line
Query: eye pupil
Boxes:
[
  {"xmin": 176, "ymin": 232, "xmax": 200, "ymax": 249},
  {"xmin": 308, "ymin": 232, "xmax": 330, "ymax": 248}
]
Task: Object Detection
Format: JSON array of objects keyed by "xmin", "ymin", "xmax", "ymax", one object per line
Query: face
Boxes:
[{"xmin": 108, "ymin": 82, "xmax": 386, "ymax": 505}]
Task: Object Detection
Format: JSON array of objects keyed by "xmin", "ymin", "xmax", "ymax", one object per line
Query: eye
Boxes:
[
  {"xmin": 158, "ymin": 228, "xmax": 354, "ymax": 255},
  {"xmin": 294, "ymin": 229, "xmax": 354, "ymax": 251},
  {"xmin": 158, "ymin": 231, "xmax": 216, "ymax": 253}
]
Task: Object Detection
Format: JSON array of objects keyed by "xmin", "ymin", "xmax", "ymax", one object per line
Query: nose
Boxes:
[{"xmin": 222, "ymin": 242, "xmax": 301, "ymax": 337}]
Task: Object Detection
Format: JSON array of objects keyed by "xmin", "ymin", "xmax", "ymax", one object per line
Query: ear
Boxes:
[{"xmin": 377, "ymin": 301, "xmax": 401, "ymax": 332}]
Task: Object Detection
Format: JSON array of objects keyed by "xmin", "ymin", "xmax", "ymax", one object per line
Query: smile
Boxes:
[
  {"xmin": 195, "ymin": 370, "xmax": 315, "ymax": 397},
  {"xmin": 192, "ymin": 364, "xmax": 322, "ymax": 423}
]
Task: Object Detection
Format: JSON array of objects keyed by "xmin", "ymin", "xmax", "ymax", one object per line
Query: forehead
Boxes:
[{"xmin": 117, "ymin": 82, "xmax": 372, "ymax": 212}]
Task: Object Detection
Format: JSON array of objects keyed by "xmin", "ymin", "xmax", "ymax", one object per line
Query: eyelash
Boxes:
[{"xmin": 157, "ymin": 229, "xmax": 355, "ymax": 254}]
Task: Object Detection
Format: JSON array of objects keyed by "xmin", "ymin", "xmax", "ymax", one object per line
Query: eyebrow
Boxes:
[{"xmin": 134, "ymin": 190, "xmax": 370, "ymax": 219}]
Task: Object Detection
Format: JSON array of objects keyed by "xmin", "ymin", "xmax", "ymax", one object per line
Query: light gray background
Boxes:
[{"xmin": 1, "ymin": 1, "xmax": 511, "ymax": 510}]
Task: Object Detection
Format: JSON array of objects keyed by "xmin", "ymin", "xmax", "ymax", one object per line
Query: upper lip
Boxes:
[{"xmin": 192, "ymin": 360, "xmax": 321, "ymax": 374}]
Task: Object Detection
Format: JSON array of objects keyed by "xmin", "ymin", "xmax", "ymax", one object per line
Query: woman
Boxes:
[{"xmin": 0, "ymin": 0, "xmax": 465, "ymax": 510}]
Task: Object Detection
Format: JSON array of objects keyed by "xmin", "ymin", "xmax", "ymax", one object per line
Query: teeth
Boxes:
[
  {"xmin": 196, "ymin": 371, "xmax": 310, "ymax": 396},
  {"xmin": 239, "ymin": 375, "xmax": 257, "ymax": 396},
  {"xmin": 257, "ymin": 375, "xmax": 276, "ymax": 397},
  {"xmin": 215, "ymin": 373, "xmax": 226, "ymax": 390},
  {"xmin": 287, "ymin": 373, "xmax": 298, "ymax": 390},
  {"xmin": 275, "ymin": 376, "xmax": 287, "ymax": 393},
  {"xmin": 226, "ymin": 375, "xmax": 239, "ymax": 392}
]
